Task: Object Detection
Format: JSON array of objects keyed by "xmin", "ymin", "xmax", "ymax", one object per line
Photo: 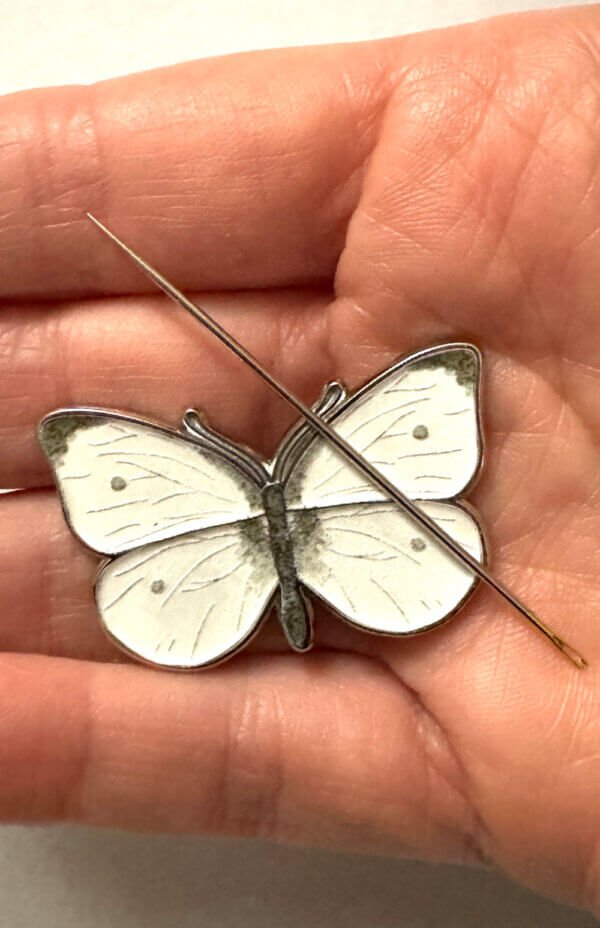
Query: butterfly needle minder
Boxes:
[{"xmin": 82, "ymin": 213, "xmax": 587, "ymax": 670}]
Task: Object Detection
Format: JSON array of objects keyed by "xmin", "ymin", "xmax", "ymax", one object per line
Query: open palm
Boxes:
[{"xmin": 0, "ymin": 5, "xmax": 599, "ymax": 914}]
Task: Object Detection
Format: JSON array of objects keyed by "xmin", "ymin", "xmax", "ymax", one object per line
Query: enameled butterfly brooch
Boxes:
[{"xmin": 38, "ymin": 343, "xmax": 486, "ymax": 669}]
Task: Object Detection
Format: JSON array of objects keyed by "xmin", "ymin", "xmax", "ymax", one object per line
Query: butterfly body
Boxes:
[
  {"xmin": 261, "ymin": 480, "xmax": 312, "ymax": 652},
  {"xmin": 39, "ymin": 343, "xmax": 486, "ymax": 669}
]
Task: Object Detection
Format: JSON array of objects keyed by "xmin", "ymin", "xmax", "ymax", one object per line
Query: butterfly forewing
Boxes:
[
  {"xmin": 96, "ymin": 517, "xmax": 278, "ymax": 668},
  {"xmin": 284, "ymin": 345, "xmax": 482, "ymax": 509},
  {"xmin": 291, "ymin": 501, "xmax": 484, "ymax": 634},
  {"xmin": 39, "ymin": 411, "xmax": 264, "ymax": 556}
]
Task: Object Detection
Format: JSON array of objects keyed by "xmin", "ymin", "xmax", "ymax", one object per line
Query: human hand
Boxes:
[{"xmin": 0, "ymin": 5, "xmax": 599, "ymax": 914}]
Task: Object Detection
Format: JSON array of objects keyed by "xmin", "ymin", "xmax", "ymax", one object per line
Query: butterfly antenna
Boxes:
[{"xmin": 86, "ymin": 213, "xmax": 588, "ymax": 671}]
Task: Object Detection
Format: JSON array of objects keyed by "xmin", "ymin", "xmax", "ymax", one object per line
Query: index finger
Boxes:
[{"xmin": 0, "ymin": 41, "xmax": 395, "ymax": 299}]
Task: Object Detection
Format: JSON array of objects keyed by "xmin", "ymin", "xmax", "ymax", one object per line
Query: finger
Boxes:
[
  {"xmin": 0, "ymin": 40, "xmax": 395, "ymax": 299},
  {"xmin": 0, "ymin": 288, "xmax": 331, "ymax": 489},
  {"xmin": 0, "ymin": 649, "xmax": 481, "ymax": 864}
]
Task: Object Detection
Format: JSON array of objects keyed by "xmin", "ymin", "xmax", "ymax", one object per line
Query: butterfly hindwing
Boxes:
[
  {"xmin": 291, "ymin": 500, "xmax": 484, "ymax": 634},
  {"xmin": 39, "ymin": 410, "xmax": 264, "ymax": 556},
  {"xmin": 284, "ymin": 344, "xmax": 482, "ymax": 509},
  {"xmin": 96, "ymin": 517, "xmax": 278, "ymax": 668}
]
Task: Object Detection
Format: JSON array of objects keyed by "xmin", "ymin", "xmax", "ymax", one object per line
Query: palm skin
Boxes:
[{"xmin": 0, "ymin": 4, "xmax": 599, "ymax": 914}]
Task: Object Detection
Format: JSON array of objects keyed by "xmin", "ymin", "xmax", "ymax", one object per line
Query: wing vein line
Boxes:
[
  {"xmin": 191, "ymin": 603, "xmax": 216, "ymax": 657},
  {"xmin": 87, "ymin": 498, "xmax": 149, "ymax": 513},
  {"xmin": 236, "ymin": 578, "xmax": 251, "ymax": 630},
  {"xmin": 113, "ymin": 530, "xmax": 241, "ymax": 577},
  {"xmin": 102, "ymin": 575, "xmax": 145, "ymax": 610},
  {"xmin": 326, "ymin": 526, "xmax": 420, "ymax": 565},
  {"xmin": 160, "ymin": 541, "xmax": 241, "ymax": 607},
  {"xmin": 384, "ymin": 383, "xmax": 436, "ymax": 393},
  {"xmin": 112, "ymin": 459, "xmax": 192, "ymax": 489},
  {"xmin": 97, "ymin": 449, "xmax": 222, "ymax": 483},
  {"xmin": 105, "ymin": 522, "xmax": 142, "ymax": 537},
  {"xmin": 370, "ymin": 578, "xmax": 407, "ymax": 621},
  {"xmin": 89, "ymin": 434, "xmax": 137, "ymax": 447}
]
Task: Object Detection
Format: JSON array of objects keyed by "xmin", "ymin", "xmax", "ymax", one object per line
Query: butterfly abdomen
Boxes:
[{"xmin": 262, "ymin": 482, "xmax": 312, "ymax": 652}]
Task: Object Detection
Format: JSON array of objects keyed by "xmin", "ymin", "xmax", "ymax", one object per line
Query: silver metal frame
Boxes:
[{"xmin": 39, "ymin": 341, "xmax": 488, "ymax": 669}]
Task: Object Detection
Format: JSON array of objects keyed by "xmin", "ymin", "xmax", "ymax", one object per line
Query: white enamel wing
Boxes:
[{"xmin": 39, "ymin": 343, "xmax": 486, "ymax": 669}]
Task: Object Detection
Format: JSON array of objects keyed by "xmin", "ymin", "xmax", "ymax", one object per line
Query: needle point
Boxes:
[{"xmin": 557, "ymin": 639, "xmax": 588, "ymax": 670}]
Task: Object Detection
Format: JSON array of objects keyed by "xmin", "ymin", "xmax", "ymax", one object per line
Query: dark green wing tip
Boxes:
[
  {"xmin": 38, "ymin": 413, "xmax": 96, "ymax": 464},
  {"xmin": 417, "ymin": 344, "xmax": 481, "ymax": 393}
]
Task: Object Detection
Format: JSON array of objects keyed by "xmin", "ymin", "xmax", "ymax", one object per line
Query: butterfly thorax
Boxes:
[{"xmin": 261, "ymin": 481, "xmax": 312, "ymax": 652}]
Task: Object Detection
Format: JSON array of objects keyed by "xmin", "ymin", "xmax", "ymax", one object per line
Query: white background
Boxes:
[{"xmin": 0, "ymin": 0, "xmax": 597, "ymax": 926}]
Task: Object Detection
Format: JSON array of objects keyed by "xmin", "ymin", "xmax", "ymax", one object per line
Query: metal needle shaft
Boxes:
[{"xmin": 87, "ymin": 212, "xmax": 588, "ymax": 670}]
